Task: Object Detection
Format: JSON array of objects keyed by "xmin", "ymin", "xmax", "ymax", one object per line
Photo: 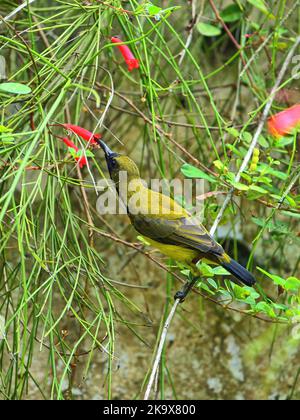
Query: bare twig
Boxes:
[
  {"xmin": 178, "ymin": 0, "xmax": 203, "ymax": 66},
  {"xmin": 208, "ymin": 0, "xmax": 241, "ymax": 50},
  {"xmin": 144, "ymin": 299, "xmax": 180, "ymax": 400}
]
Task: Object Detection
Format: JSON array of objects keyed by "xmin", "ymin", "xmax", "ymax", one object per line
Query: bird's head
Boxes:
[{"xmin": 97, "ymin": 139, "xmax": 140, "ymax": 184}]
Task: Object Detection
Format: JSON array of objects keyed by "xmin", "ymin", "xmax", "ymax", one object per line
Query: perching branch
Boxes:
[{"xmin": 144, "ymin": 299, "xmax": 180, "ymax": 400}]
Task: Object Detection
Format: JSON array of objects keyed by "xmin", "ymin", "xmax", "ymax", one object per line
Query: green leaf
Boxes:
[
  {"xmin": 146, "ymin": 3, "xmax": 162, "ymax": 16},
  {"xmin": 273, "ymin": 303, "xmax": 289, "ymax": 311},
  {"xmin": 213, "ymin": 160, "xmax": 223, "ymax": 171},
  {"xmin": 285, "ymin": 195, "xmax": 297, "ymax": 208},
  {"xmin": 270, "ymin": 194, "xmax": 295, "ymax": 208},
  {"xmin": 254, "ymin": 176, "xmax": 272, "ymax": 186},
  {"xmin": 197, "ymin": 22, "xmax": 222, "ymax": 37},
  {"xmin": 198, "ymin": 262, "xmax": 215, "ymax": 277},
  {"xmin": 247, "ymin": 0, "xmax": 275, "ymax": 19},
  {"xmin": 247, "ymin": 185, "xmax": 269, "ymax": 200},
  {"xmin": 258, "ymin": 135, "xmax": 269, "ymax": 148},
  {"xmin": 258, "ymin": 164, "xmax": 288, "ymax": 180},
  {"xmin": 276, "ymin": 137, "xmax": 294, "ymax": 147},
  {"xmin": 285, "ymin": 277, "xmax": 300, "ymax": 291},
  {"xmin": 77, "ymin": 149, "xmax": 94, "ymax": 158},
  {"xmin": 268, "ymin": 194, "xmax": 296, "ymax": 208},
  {"xmin": 220, "ymin": 4, "xmax": 243, "ymax": 22},
  {"xmin": 0, "ymin": 125, "xmax": 12, "ymax": 133},
  {"xmin": 242, "ymin": 131, "xmax": 252, "ymax": 143},
  {"xmin": 247, "ymin": 288, "xmax": 260, "ymax": 300},
  {"xmin": 207, "ymin": 278, "xmax": 218, "ymax": 290},
  {"xmin": 232, "ymin": 284, "xmax": 251, "ymax": 300},
  {"xmin": 249, "ymin": 185, "xmax": 268, "ymax": 194},
  {"xmin": 230, "ymin": 181, "xmax": 249, "ymax": 191},
  {"xmin": 68, "ymin": 147, "xmax": 78, "ymax": 158},
  {"xmin": 255, "ymin": 302, "xmax": 276, "ymax": 317},
  {"xmin": 226, "ymin": 127, "xmax": 240, "ymax": 138},
  {"xmin": 241, "ymin": 173, "xmax": 252, "ymax": 183},
  {"xmin": 285, "ymin": 309, "xmax": 297, "ymax": 318},
  {"xmin": 181, "ymin": 164, "xmax": 217, "ymax": 183},
  {"xmin": 213, "ymin": 160, "xmax": 228, "ymax": 173},
  {"xmin": 218, "ymin": 289, "xmax": 233, "ymax": 300},
  {"xmin": 0, "ymin": 82, "xmax": 32, "ymax": 95},
  {"xmin": 226, "ymin": 144, "xmax": 245, "ymax": 157},
  {"xmin": 180, "ymin": 269, "xmax": 190, "ymax": 277},
  {"xmin": 212, "ymin": 266, "xmax": 231, "ymax": 276},
  {"xmin": 281, "ymin": 211, "xmax": 300, "ymax": 219},
  {"xmin": 142, "ymin": 3, "xmax": 180, "ymax": 19},
  {"xmin": 257, "ymin": 267, "xmax": 285, "ymax": 286},
  {"xmin": 199, "ymin": 281, "xmax": 216, "ymax": 295}
]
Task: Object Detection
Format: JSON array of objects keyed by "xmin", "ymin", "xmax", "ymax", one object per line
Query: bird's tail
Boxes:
[{"xmin": 219, "ymin": 256, "xmax": 256, "ymax": 287}]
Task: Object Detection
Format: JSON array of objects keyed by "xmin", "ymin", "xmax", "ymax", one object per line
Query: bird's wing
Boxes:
[{"xmin": 131, "ymin": 214, "xmax": 224, "ymax": 256}]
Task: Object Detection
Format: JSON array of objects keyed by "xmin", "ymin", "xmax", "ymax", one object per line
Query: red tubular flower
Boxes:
[
  {"xmin": 111, "ymin": 37, "xmax": 139, "ymax": 72},
  {"xmin": 62, "ymin": 137, "xmax": 87, "ymax": 168},
  {"xmin": 62, "ymin": 124, "xmax": 101, "ymax": 144},
  {"xmin": 268, "ymin": 104, "xmax": 300, "ymax": 138},
  {"xmin": 62, "ymin": 137, "xmax": 79, "ymax": 150}
]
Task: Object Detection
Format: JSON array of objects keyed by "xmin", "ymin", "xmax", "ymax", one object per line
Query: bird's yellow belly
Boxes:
[{"xmin": 143, "ymin": 236, "xmax": 199, "ymax": 264}]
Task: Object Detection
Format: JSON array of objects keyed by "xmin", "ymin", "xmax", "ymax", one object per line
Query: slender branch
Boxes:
[
  {"xmin": 144, "ymin": 299, "xmax": 180, "ymax": 400},
  {"xmin": 277, "ymin": 170, "xmax": 300, "ymax": 209},
  {"xmin": 178, "ymin": 0, "xmax": 203, "ymax": 66},
  {"xmin": 208, "ymin": 0, "xmax": 241, "ymax": 50}
]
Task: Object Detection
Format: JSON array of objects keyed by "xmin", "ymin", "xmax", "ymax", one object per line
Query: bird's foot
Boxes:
[
  {"xmin": 174, "ymin": 290, "xmax": 187, "ymax": 302},
  {"xmin": 174, "ymin": 276, "xmax": 200, "ymax": 303}
]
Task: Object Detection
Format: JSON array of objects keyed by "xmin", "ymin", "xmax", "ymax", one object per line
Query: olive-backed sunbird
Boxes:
[{"xmin": 98, "ymin": 140, "xmax": 256, "ymax": 297}]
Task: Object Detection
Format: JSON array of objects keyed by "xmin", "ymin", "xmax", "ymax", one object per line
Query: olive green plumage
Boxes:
[{"xmin": 98, "ymin": 140, "xmax": 256, "ymax": 287}]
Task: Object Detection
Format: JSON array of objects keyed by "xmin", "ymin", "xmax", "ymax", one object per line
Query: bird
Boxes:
[{"xmin": 97, "ymin": 139, "xmax": 256, "ymax": 300}]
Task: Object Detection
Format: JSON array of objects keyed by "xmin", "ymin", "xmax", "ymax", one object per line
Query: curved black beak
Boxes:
[
  {"xmin": 95, "ymin": 138, "xmax": 120, "ymax": 178},
  {"xmin": 96, "ymin": 139, "xmax": 118, "ymax": 158}
]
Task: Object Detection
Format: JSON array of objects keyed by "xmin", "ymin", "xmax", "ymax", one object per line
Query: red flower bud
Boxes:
[
  {"xmin": 268, "ymin": 104, "xmax": 300, "ymax": 138},
  {"xmin": 61, "ymin": 124, "xmax": 101, "ymax": 144},
  {"xmin": 111, "ymin": 37, "xmax": 139, "ymax": 72},
  {"xmin": 62, "ymin": 137, "xmax": 79, "ymax": 150},
  {"xmin": 62, "ymin": 137, "xmax": 87, "ymax": 168}
]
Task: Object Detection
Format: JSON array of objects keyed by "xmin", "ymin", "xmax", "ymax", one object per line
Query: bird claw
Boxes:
[
  {"xmin": 174, "ymin": 290, "xmax": 186, "ymax": 302},
  {"xmin": 174, "ymin": 276, "xmax": 200, "ymax": 302}
]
